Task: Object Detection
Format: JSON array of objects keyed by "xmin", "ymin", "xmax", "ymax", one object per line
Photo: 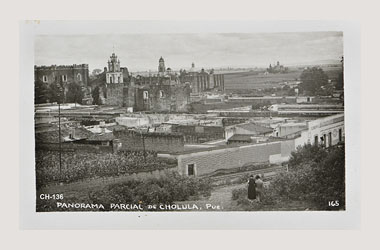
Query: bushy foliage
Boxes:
[
  {"xmin": 336, "ymin": 71, "xmax": 344, "ymax": 90},
  {"xmin": 48, "ymin": 82, "xmax": 65, "ymax": 103},
  {"xmin": 34, "ymin": 80, "xmax": 49, "ymax": 104},
  {"xmin": 232, "ymin": 188, "xmax": 246, "ymax": 201},
  {"xmin": 288, "ymin": 144, "xmax": 328, "ymax": 168},
  {"xmin": 232, "ymin": 144, "xmax": 345, "ymax": 211},
  {"xmin": 90, "ymin": 173, "xmax": 212, "ymax": 209},
  {"xmin": 66, "ymin": 82, "xmax": 84, "ymax": 104},
  {"xmin": 35, "ymin": 149, "xmax": 177, "ymax": 188},
  {"xmin": 300, "ymin": 67, "xmax": 328, "ymax": 95},
  {"xmin": 273, "ymin": 144, "xmax": 345, "ymax": 210},
  {"xmin": 252, "ymin": 100, "xmax": 271, "ymax": 110},
  {"xmin": 92, "ymin": 86, "xmax": 101, "ymax": 105},
  {"xmin": 36, "ymin": 173, "xmax": 212, "ymax": 212},
  {"xmin": 34, "ymin": 80, "xmax": 65, "ymax": 104},
  {"xmin": 231, "ymin": 186, "xmax": 277, "ymax": 210}
]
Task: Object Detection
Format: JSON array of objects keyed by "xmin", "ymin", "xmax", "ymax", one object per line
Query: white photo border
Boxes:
[{"xmin": 20, "ymin": 20, "xmax": 360, "ymax": 229}]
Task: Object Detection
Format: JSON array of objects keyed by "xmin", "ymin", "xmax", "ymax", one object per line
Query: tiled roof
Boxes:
[
  {"xmin": 35, "ymin": 127, "xmax": 92, "ymax": 143},
  {"xmin": 107, "ymin": 124, "xmax": 127, "ymax": 132},
  {"xmin": 235, "ymin": 123, "xmax": 273, "ymax": 134},
  {"xmin": 228, "ymin": 134, "xmax": 252, "ymax": 142},
  {"xmin": 87, "ymin": 132, "xmax": 115, "ymax": 141}
]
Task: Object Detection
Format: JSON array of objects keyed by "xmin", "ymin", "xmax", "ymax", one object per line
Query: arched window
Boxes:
[
  {"xmin": 77, "ymin": 73, "xmax": 82, "ymax": 81},
  {"xmin": 143, "ymin": 91, "xmax": 149, "ymax": 100},
  {"xmin": 159, "ymin": 90, "xmax": 164, "ymax": 98},
  {"xmin": 61, "ymin": 75, "xmax": 67, "ymax": 82},
  {"xmin": 109, "ymin": 76, "xmax": 113, "ymax": 84}
]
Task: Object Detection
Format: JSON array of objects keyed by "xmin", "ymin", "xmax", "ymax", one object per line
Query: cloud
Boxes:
[{"xmin": 35, "ymin": 32, "xmax": 343, "ymax": 71}]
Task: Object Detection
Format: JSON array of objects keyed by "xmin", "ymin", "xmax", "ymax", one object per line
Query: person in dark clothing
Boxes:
[{"xmin": 247, "ymin": 175, "xmax": 256, "ymax": 200}]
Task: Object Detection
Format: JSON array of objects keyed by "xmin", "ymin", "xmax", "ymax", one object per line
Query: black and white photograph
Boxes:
[
  {"xmin": 32, "ymin": 24, "xmax": 347, "ymax": 213},
  {"xmin": 5, "ymin": 0, "xmax": 380, "ymax": 246}
]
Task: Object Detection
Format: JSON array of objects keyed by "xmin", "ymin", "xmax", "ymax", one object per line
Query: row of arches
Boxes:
[
  {"xmin": 42, "ymin": 73, "xmax": 83, "ymax": 83},
  {"xmin": 143, "ymin": 90, "xmax": 165, "ymax": 100}
]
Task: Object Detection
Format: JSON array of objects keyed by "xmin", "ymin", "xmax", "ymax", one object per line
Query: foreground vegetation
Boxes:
[
  {"xmin": 35, "ymin": 149, "xmax": 177, "ymax": 188},
  {"xmin": 232, "ymin": 143, "xmax": 345, "ymax": 211},
  {"xmin": 36, "ymin": 172, "xmax": 212, "ymax": 212}
]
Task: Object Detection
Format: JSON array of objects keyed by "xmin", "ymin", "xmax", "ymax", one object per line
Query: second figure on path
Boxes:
[
  {"xmin": 255, "ymin": 175, "xmax": 264, "ymax": 202},
  {"xmin": 247, "ymin": 175, "xmax": 256, "ymax": 200}
]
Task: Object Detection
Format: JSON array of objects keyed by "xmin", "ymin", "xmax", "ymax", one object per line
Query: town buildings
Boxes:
[
  {"xmin": 266, "ymin": 61, "xmax": 288, "ymax": 73},
  {"xmin": 98, "ymin": 54, "xmax": 192, "ymax": 112},
  {"xmin": 34, "ymin": 53, "xmax": 345, "ymax": 181},
  {"xmin": 158, "ymin": 113, "xmax": 345, "ymax": 177},
  {"xmin": 179, "ymin": 63, "xmax": 225, "ymax": 93},
  {"xmin": 35, "ymin": 64, "xmax": 90, "ymax": 86},
  {"xmin": 34, "ymin": 64, "xmax": 92, "ymax": 104}
]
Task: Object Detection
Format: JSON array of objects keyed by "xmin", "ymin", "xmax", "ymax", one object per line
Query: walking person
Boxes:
[
  {"xmin": 247, "ymin": 175, "xmax": 256, "ymax": 201},
  {"xmin": 255, "ymin": 175, "xmax": 264, "ymax": 202}
]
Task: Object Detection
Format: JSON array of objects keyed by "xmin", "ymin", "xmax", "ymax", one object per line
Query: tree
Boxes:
[
  {"xmin": 300, "ymin": 67, "xmax": 328, "ymax": 95},
  {"xmin": 335, "ymin": 72, "xmax": 344, "ymax": 90},
  {"xmin": 48, "ymin": 82, "xmax": 65, "ymax": 103},
  {"xmin": 335, "ymin": 56, "xmax": 344, "ymax": 90},
  {"xmin": 272, "ymin": 144, "xmax": 345, "ymax": 210},
  {"xmin": 92, "ymin": 86, "xmax": 101, "ymax": 105},
  {"xmin": 91, "ymin": 69, "xmax": 102, "ymax": 77},
  {"xmin": 66, "ymin": 82, "xmax": 84, "ymax": 104},
  {"xmin": 34, "ymin": 80, "xmax": 49, "ymax": 104}
]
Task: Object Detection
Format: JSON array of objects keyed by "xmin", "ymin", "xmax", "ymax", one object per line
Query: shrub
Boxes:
[
  {"xmin": 232, "ymin": 188, "xmax": 246, "ymax": 200},
  {"xmin": 87, "ymin": 172, "xmax": 212, "ymax": 211},
  {"xmin": 37, "ymin": 172, "xmax": 212, "ymax": 212},
  {"xmin": 271, "ymin": 144, "xmax": 345, "ymax": 210},
  {"xmin": 35, "ymin": 149, "xmax": 177, "ymax": 188},
  {"xmin": 232, "ymin": 144, "xmax": 345, "ymax": 211}
]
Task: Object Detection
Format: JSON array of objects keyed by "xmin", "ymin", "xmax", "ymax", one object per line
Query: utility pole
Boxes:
[
  {"xmin": 57, "ymin": 84, "xmax": 63, "ymax": 183},
  {"xmin": 140, "ymin": 128, "xmax": 147, "ymax": 164}
]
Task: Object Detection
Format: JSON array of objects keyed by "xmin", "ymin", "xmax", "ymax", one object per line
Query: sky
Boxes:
[{"xmin": 35, "ymin": 32, "xmax": 343, "ymax": 72}]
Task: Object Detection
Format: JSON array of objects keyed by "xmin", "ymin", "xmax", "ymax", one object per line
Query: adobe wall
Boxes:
[
  {"xmin": 280, "ymin": 139, "xmax": 296, "ymax": 159},
  {"xmin": 171, "ymin": 84, "xmax": 191, "ymax": 112},
  {"xmin": 171, "ymin": 124, "xmax": 225, "ymax": 143},
  {"xmin": 36, "ymin": 142, "xmax": 113, "ymax": 153},
  {"xmin": 135, "ymin": 86, "xmax": 168, "ymax": 111},
  {"xmin": 113, "ymin": 129, "xmax": 184, "ymax": 153},
  {"xmin": 228, "ymin": 97, "xmax": 297, "ymax": 104},
  {"xmin": 105, "ymin": 84, "xmax": 125, "ymax": 106},
  {"xmin": 135, "ymin": 84, "xmax": 190, "ymax": 112},
  {"xmin": 175, "ymin": 142, "xmax": 281, "ymax": 176}
]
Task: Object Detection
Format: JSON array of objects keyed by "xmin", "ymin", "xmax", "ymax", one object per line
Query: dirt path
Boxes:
[
  {"xmin": 177, "ymin": 183, "xmax": 246, "ymax": 211},
  {"xmin": 177, "ymin": 182, "xmax": 312, "ymax": 211}
]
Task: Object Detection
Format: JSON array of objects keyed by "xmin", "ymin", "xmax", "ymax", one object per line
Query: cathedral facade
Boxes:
[
  {"xmin": 101, "ymin": 54, "xmax": 191, "ymax": 112},
  {"xmin": 179, "ymin": 63, "xmax": 225, "ymax": 93}
]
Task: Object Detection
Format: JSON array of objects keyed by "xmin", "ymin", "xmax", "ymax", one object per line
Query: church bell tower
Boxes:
[{"xmin": 158, "ymin": 56, "xmax": 166, "ymax": 76}]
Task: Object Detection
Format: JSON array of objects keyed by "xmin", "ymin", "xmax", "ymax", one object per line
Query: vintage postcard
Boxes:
[{"xmin": 20, "ymin": 21, "xmax": 360, "ymax": 229}]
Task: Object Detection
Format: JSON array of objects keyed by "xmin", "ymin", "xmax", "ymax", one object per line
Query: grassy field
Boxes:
[
  {"xmin": 223, "ymin": 65, "xmax": 342, "ymax": 93},
  {"xmin": 224, "ymin": 71, "xmax": 301, "ymax": 91}
]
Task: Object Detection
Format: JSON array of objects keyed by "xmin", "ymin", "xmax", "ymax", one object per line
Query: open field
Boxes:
[
  {"xmin": 224, "ymin": 71, "xmax": 301, "ymax": 91},
  {"xmin": 223, "ymin": 65, "xmax": 342, "ymax": 93}
]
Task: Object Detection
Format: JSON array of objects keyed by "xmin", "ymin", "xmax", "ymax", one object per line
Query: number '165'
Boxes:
[{"xmin": 328, "ymin": 200, "xmax": 339, "ymax": 207}]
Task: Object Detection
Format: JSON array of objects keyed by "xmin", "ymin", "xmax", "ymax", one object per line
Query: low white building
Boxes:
[
  {"xmin": 115, "ymin": 116, "xmax": 150, "ymax": 127},
  {"xmin": 295, "ymin": 113, "xmax": 345, "ymax": 148}
]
